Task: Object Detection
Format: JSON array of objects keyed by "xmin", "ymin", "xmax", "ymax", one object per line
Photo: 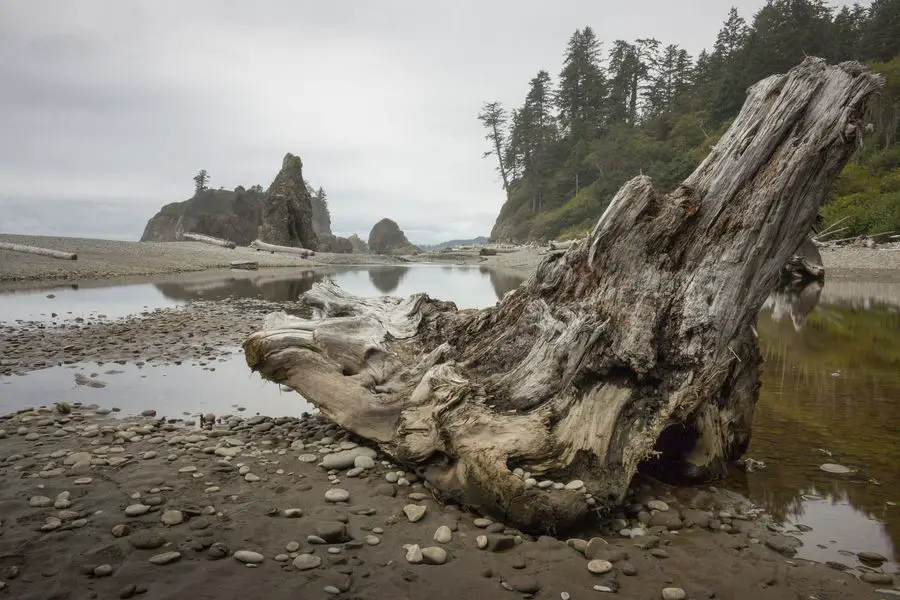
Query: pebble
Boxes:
[
  {"xmin": 587, "ymin": 559, "xmax": 613, "ymax": 574},
  {"xmin": 476, "ymin": 535, "xmax": 489, "ymax": 549},
  {"xmin": 292, "ymin": 554, "xmax": 322, "ymax": 570},
  {"xmin": 434, "ymin": 525, "xmax": 452, "ymax": 543},
  {"xmin": 506, "ymin": 576, "xmax": 540, "ymax": 594},
  {"xmin": 421, "ymin": 546, "xmax": 448, "ymax": 565},
  {"xmin": 286, "ymin": 541, "xmax": 300, "ymax": 552},
  {"xmin": 93, "ymin": 564, "xmax": 114, "ymax": 577},
  {"xmin": 74, "ymin": 477, "xmax": 93, "ymax": 485},
  {"xmin": 233, "ymin": 550, "xmax": 264, "ymax": 564},
  {"xmin": 860, "ymin": 573, "xmax": 893, "ymax": 584},
  {"xmin": 324, "ymin": 488, "xmax": 350, "ymax": 503},
  {"xmin": 244, "ymin": 473, "xmax": 260, "ymax": 482},
  {"xmin": 160, "ymin": 510, "xmax": 184, "ymax": 526},
  {"xmin": 857, "ymin": 551, "xmax": 887, "ymax": 563},
  {"xmin": 565, "ymin": 479, "xmax": 584, "ymax": 491},
  {"xmin": 324, "ymin": 586, "xmax": 341, "ymax": 595},
  {"xmin": 125, "ymin": 504, "xmax": 151, "ymax": 517},
  {"xmin": 129, "ymin": 530, "xmax": 166, "ymax": 550},
  {"xmin": 473, "ymin": 518, "xmax": 492, "ymax": 528},
  {"xmin": 354, "ymin": 455, "xmax": 375, "ymax": 469},
  {"xmin": 366, "ymin": 535, "xmax": 381, "ymax": 546},
  {"xmin": 405, "ymin": 544, "xmax": 424, "ymax": 564},
  {"xmin": 149, "ymin": 551, "xmax": 181, "ymax": 565},
  {"xmin": 661, "ymin": 588, "xmax": 686, "ymax": 600},
  {"xmin": 593, "ymin": 585, "xmax": 614, "ymax": 592},
  {"xmin": 647, "ymin": 500, "xmax": 670, "ymax": 512},
  {"xmin": 404, "ymin": 504, "xmax": 427, "ymax": 523},
  {"xmin": 298, "ymin": 454, "xmax": 318, "ymax": 463},
  {"xmin": 28, "ymin": 496, "xmax": 53, "ymax": 507}
]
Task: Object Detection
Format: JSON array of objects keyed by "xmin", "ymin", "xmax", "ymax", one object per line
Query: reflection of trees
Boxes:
[
  {"xmin": 738, "ymin": 300, "xmax": 900, "ymax": 558},
  {"xmin": 155, "ymin": 270, "xmax": 326, "ymax": 302},
  {"xmin": 368, "ymin": 266, "xmax": 409, "ymax": 294}
]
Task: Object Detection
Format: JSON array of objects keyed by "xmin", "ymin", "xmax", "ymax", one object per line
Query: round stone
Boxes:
[
  {"xmin": 476, "ymin": 535, "xmax": 488, "ymax": 549},
  {"xmin": 160, "ymin": 510, "xmax": 184, "ymax": 526},
  {"xmin": 286, "ymin": 541, "xmax": 300, "ymax": 552},
  {"xmin": 647, "ymin": 500, "xmax": 669, "ymax": 512},
  {"xmin": 324, "ymin": 488, "xmax": 350, "ymax": 503},
  {"xmin": 366, "ymin": 535, "xmax": 380, "ymax": 546},
  {"xmin": 473, "ymin": 518, "xmax": 492, "ymax": 528},
  {"xmin": 354, "ymin": 455, "xmax": 376, "ymax": 469},
  {"xmin": 283, "ymin": 508, "xmax": 303, "ymax": 518},
  {"xmin": 661, "ymin": 588, "xmax": 687, "ymax": 600},
  {"xmin": 233, "ymin": 550, "xmax": 264, "ymax": 564},
  {"xmin": 93, "ymin": 564, "xmax": 114, "ymax": 577},
  {"xmin": 125, "ymin": 504, "xmax": 151, "ymax": 517},
  {"xmin": 587, "ymin": 559, "xmax": 614, "ymax": 574},
  {"xmin": 421, "ymin": 546, "xmax": 448, "ymax": 565},
  {"xmin": 292, "ymin": 554, "xmax": 321, "ymax": 571},
  {"xmin": 29, "ymin": 496, "xmax": 53, "ymax": 508},
  {"xmin": 434, "ymin": 525, "xmax": 452, "ymax": 543},
  {"xmin": 565, "ymin": 480, "xmax": 584, "ymax": 491},
  {"xmin": 74, "ymin": 477, "xmax": 93, "ymax": 485},
  {"xmin": 298, "ymin": 454, "xmax": 318, "ymax": 463}
]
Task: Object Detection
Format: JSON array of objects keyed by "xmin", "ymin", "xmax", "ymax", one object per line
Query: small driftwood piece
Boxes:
[
  {"xmin": 182, "ymin": 233, "xmax": 236, "ymax": 249},
  {"xmin": 244, "ymin": 58, "xmax": 882, "ymax": 533},
  {"xmin": 250, "ymin": 239, "xmax": 315, "ymax": 258},
  {"xmin": 230, "ymin": 260, "xmax": 259, "ymax": 270},
  {"xmin": 0, "ymin": 242, "xmax": 77, "ymax": 261},
  {"xmin": 548, "ymin": 240, "xmax": 579, "ymax": 251}
]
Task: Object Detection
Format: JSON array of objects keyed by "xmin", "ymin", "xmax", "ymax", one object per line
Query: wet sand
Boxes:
[{"xmin": 0, "ymin": 404, "xmax": 892, "ymax": 600}]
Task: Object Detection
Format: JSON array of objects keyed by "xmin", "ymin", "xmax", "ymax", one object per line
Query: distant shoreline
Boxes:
[{"xmin": 1, "ymin": 233, "xmax": 898, "ymax": 285}]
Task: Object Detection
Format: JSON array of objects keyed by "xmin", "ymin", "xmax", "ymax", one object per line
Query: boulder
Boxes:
[
  {"xmin": 258, "ymin": 153, "xmax": 318, "ymax": 250},
  {"xmin": 317, "ymin": 233, "xmax": 354, "ymax": 254},
  {"xmin": 140, "ymin": 189, "xmax": 264, "ymax": 245},
  {"xmin": 368, "ymin": 218, "xmax": 420, "ymax": 255}
]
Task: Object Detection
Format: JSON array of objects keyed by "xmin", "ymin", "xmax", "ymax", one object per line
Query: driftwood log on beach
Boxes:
[
  {"xmin": 250, "ymin": 239, "xmax": 315, "ymax": 258},
  {"xmin": 244, "ymin": 58, "xmax": 883, "ymax": 533},
  {"xmin": 181, "ymin": 232, "xmax": 236, "ymax": 249},
  {"xmin": 0, "ymin": 241, "xmax": 77, "ymax": 260}
]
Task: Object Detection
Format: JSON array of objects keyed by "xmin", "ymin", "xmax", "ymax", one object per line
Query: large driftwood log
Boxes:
[
  {"xmin": 0, "ymin": 242, "xmax": 77, "ymax": 260},
  {"xmin": 250, "ymin": 239, "xmax": 315, "ymax": 258},
  {"xmin": 181, "ymin": 232, "xmax": 236, "ymax": 249},
  {"xmin": 244, "ymin": 59, "xmax": 883, "ymax": 533}
]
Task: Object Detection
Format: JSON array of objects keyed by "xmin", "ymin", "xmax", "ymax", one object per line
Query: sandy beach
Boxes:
[{"xmin": 0, "ymin": 403, "xmax": 889, "ymax": 600}]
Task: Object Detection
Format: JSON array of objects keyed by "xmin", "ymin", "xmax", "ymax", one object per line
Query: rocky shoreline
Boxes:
[
  {"xmin": 0, "ymin": 403, "xmax": 892, "ymax": 600},
  {"xmin": 3, "ymin": 234, "xmax": 900, "ymax": 285}
]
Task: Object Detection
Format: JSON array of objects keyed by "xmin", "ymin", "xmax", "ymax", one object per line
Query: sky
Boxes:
[{"xmin": 0, "ymin": 0, "xmax": 861, "ymax": 244}]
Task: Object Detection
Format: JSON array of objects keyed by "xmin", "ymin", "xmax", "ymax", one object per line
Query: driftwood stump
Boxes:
[{"xmin": 243, "ymin": 58, "xmax": 883, "ymax": 533}]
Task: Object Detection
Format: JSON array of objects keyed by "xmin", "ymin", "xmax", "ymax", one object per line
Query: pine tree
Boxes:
[
  {"xmin": 193, "ymin": 169, "xmax": 209, "ymax": 195},
  {"xmin": 477, "ymin": 102, "xmax": 511, "ymax": 192},
  {"xmin": 858, "ymin": 0, "xmax": 900, "ymax": 62},
  {"xmin": 556, "ymin": 27, "xmax": 606, "ymax": 141}
]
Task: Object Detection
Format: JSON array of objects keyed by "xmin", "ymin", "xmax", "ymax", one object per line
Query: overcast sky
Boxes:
[{"xmin": 0, "ymin": 0, "xmax": 861, "ymax": 244}]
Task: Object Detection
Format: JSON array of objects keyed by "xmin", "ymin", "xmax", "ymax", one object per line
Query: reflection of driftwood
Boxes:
[
  {"xmin": 250, "ymin": 239, "xmax": 314, "ymax": 258},
  {"xmin": 782, "ymin": 238, "xmax": 825, "ymax": 282},
  {"xmin": 764, "ymin": 278, "xmax": 823, "ymax": 330},
  {"xmin": 230, "ymin": 260, "xmax": 259, "ymax": 270},
  {"xmin": 0, "ymin": 242, "xmax": 77, "ymax": 261},
  {"xmin": 182, "ymin": 233, "xmax": 236, "ymax": 249},
  {"xmin": 244, "ymin": 59, "xmax": 882, "ymax": 533}
]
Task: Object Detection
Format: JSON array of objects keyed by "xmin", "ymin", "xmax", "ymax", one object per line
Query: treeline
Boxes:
[{"xmin": 480, "ymin": 0, "xmax": 900, "ymax": 242}]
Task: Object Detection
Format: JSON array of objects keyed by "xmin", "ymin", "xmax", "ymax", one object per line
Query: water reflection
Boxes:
[
  {"xmin": 740, "ymin": 282, "xmax": 900, "ymax": 568},
  {"xmin": 368, "ymin": 266, "xmax": 409, "ymax": 294},
  {"xmin": 482, "ymin": 266, "xmax": 525, "ymax": 300},
  {"xmin": 155, "ymin": 270, "xmax": 324, "ymax": 302}
]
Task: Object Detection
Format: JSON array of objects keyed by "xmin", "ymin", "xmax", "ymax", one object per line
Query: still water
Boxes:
[{"xmin": 0, "ymin": 266, "xmax": 897, "ymax": 569}]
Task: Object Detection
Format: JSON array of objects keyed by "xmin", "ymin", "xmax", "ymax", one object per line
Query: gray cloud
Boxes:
[{"xmin": 0, "ymin": 0, "xmax": 860, "ymax": 244}]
